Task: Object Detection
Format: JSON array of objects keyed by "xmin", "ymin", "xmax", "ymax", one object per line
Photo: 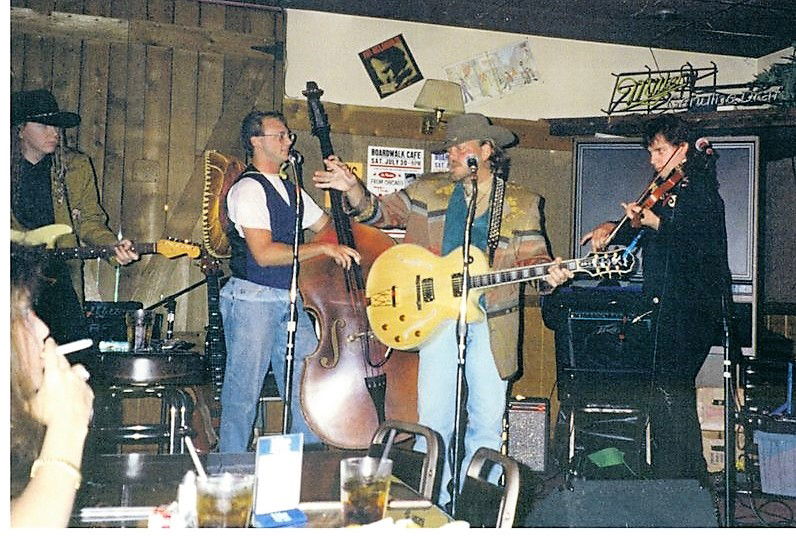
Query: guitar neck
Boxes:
[
  {"xmin": 51, "ymin": 243, "xmax": 156, "ymax": 260},
  {"xmin": 203, "ymin": 268, "xmax": 227, "ymax": 417},
  {"xmin": 469, "ymin": 258, "xmax": 581, "ymax": 290}
]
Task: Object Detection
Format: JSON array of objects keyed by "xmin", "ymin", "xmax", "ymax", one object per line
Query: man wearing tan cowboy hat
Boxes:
[
  {"xmin": 314, "ymin": 112, "xmax": 573, "ymax": 509},
  {"xmin": 11, "ymin": 88, "xmax": 139, "ymax": 349}
]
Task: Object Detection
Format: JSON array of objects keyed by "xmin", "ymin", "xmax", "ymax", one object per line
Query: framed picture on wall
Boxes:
[{"xmin": 359, "ymin": 34, "xmax": 423, "ymax": 98}]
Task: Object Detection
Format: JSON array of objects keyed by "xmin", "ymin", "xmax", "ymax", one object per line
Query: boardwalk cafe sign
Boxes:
[{"xmin": 604, "ymin": 63, "xmax": 784, "ymax": 115}]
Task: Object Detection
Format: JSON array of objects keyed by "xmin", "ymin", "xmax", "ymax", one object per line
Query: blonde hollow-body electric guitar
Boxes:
[{"xmin": 365, "ymin": 243, "xmax": 637, "ymax": 351}]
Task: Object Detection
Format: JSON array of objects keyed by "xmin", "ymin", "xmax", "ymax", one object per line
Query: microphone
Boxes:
[
  {"xmin": 695, "ymin": 137, "xmax": 713, "ymax": 156},
  {"xmin": 289, "ymin": 148, "xmax": 304, "ymax": 165},
  {"xmin": 466, "ymin": 155, "xmax": 479, "ymax": 173},
  {"xmin": 289, "ymin": 132, "xmax": 298, "ymax": 146}
]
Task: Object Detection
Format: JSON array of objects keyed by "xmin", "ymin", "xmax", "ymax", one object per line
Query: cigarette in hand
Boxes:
[{"xmin": 56, "ymin": 338, "xmax": 93, "ymax": 355}]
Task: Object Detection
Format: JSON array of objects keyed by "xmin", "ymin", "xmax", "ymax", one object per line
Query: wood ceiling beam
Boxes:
[
  {"xmin": 11, "ymin": 6, "xmax": 279, "ymax": 58},
  {"xmin": 284, "ymin": 98, "xmax": 570, "ymax": 151}
]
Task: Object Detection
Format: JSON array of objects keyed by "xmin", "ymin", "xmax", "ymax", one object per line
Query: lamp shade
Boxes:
[{"xmin": 414, "ymin": 79, "xmax": 465, "ymax": 114}]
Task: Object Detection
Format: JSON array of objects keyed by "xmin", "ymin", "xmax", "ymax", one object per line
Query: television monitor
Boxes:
[{"xmin": 572, "ymin": 136, "xmax": 759, "ymax": 355}]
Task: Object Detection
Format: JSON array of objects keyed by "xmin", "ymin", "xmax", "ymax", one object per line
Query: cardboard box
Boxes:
[
  {"xmin": 701, "ymin": 428, "xmax": 745, "ymax": 473},
  {"xmin": 697, "ymin": 386, "xmax": 744, "ymax": 432}
]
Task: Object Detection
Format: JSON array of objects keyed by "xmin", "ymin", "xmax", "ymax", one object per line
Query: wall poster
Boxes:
[{"xmin": 359, "ymin": 34, "xmax": 424, "ymax": 98}]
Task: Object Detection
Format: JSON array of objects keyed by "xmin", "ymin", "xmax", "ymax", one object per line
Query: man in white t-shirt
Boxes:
[{"xmin": 218, "ymin": 110, "xmax": 360, "ymax": 452}]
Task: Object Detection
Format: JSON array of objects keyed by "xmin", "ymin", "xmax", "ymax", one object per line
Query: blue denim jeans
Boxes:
[
  {"xmin": 218, "ymin": 277, "xmax": 320, "ymax": 452},
  {"xmin": 415, "ymin": 320, "xmax": 507, "ymax": 507}
]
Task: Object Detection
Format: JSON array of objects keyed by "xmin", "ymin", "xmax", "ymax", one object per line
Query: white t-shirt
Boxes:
[{"xmin": 226, "ymin": 173, "xmax": 324, "ymax": 238}]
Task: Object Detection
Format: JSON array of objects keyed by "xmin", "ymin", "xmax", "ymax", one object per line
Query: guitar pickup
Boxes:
[
  {"xmin": 414, "ymin": 275, "xmax": 435, "ymax": 310},
  {"xmin": 420, "ymin": 277, "xmax": 434, "ymax": 303}
]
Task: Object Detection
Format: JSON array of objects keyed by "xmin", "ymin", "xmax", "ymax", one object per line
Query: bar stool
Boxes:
[{"xmin": 90, "ymin": 351, "xmax": 209, "ymax": 454}]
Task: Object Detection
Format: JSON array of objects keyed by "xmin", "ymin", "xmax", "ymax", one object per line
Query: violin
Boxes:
[
  {"xmin": 629, "ymin": 167, "xmax": 685, "ymax": 227},
  {"xmin": 606, "ymin": 152, "xmax": 687, "ymax": 245}
]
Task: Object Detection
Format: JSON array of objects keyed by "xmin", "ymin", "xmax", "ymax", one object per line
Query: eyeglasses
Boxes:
[{"xmin": 259, "ymin": 131, "xmax": 293, "ymax": 142}]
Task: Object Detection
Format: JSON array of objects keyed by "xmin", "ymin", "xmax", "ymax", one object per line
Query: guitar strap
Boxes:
[{"xmin": 486, "ymin": 173, "xmax": 505, "ymax": 266}]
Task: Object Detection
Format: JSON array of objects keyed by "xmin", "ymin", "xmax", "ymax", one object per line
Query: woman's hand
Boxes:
[{"xmin": 28, "ymin": 338, "xmax": 94, "ymax": 430}]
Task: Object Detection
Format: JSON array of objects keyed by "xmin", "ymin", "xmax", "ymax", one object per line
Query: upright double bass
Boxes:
[{"xmin": 298, "ymin": 81, "xmax": 418, "ymax": 449}]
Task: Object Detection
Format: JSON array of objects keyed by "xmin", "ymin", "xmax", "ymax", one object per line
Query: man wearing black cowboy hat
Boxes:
[
  {"xmin": 11, "ymin": 89, "xmax": 139, "ymax": 348},
  {"xmin": 313, "ymin": 112, "xmax": 573, "ymax": 508}
]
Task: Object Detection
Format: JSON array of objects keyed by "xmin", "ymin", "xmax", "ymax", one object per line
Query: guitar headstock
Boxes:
[
  {"xmin": 198, "ymin": 251, "xmax": 224, "ymax": 276},
  {"xmin": 155, "ymin": 238, "xmax": 202, "ymax": 259},
  {"xmin": 575, "ymin": 247, "xmax": 637, "ymax": 278}
]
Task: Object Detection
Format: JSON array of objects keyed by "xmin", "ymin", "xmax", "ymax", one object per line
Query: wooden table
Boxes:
[{"xmin": 73, "ymin": 449, "xmax": 451, "ymax": 528}]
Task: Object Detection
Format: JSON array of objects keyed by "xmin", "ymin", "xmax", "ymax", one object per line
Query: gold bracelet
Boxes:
[{"xmin": 30, "ymin": 458, "xmax": 82, "ymax": 490}]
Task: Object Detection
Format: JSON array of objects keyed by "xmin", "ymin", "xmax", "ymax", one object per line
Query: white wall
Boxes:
[
  {"xmin": 757, "ymin": 46, "xmax": 795, "ymax": 73},
  {"xmin": 285, "ymin": 9, "xmax": 760, "ymax": 120}
]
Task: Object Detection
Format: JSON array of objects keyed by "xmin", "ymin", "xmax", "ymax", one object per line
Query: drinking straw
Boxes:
[
  {"xmin": 377, "ymin": 429, "xmax": 397, "ymax": 474},
  {"xmin": 184, "ymin": 436, "xmax": 208, "ymax": 480}
]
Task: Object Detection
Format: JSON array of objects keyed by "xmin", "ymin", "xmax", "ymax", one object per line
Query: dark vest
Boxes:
[{"xmin": 226, "ymin": 168, "xmax": 297, "ymax": 289}]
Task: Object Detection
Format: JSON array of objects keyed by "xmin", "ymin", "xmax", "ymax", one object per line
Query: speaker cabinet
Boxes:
[
  {"xmin": 524, "ymin": 479, "xmax": 718, "ymax": 527},
  {"xmin": 507, "ymin": 399, "xmax": 549, "ymax": 472}
]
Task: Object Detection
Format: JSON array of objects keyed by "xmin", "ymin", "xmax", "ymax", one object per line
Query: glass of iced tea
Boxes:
[
  {"xmin": 340, "ymin": 457, "xmax": 393, "ymax": 526},
  {"xmin": 195, "ymin": 472, "xmax": 255, "ymax": 528}
]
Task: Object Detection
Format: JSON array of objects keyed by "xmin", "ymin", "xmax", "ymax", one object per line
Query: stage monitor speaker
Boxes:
[
  {"xmin": 524, "ymin": 479, "xmax": 718, "ymax": 527},
  {"xmin": 507, "ymin": 399, "xmax": 549, "ymax": 472}
]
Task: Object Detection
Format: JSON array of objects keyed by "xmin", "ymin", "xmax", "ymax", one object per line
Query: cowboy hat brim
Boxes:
[
  {"xmin": 17, "ymin": 111, "xmax": 81, "ymax": 129},
  {"xmin": 430, "ymin": 113, "xmax": 516, "ymax": 152}
]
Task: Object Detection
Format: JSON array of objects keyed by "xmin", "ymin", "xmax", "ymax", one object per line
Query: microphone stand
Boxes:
[
  {"xmin": 281, "ymin": 149, "xmax": 305, "ymax": 435},
  {"xmin": 450, "ymin": 165, "xmax": 479, "ymax": 517},
  {"xmin": 721, "ymin": 291, "xmax": 736, "ymax": 527}
]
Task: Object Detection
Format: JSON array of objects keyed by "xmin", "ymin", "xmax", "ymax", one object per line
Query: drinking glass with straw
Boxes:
[{"xmin": 340, "ymin": 429, "xmax": 396, "ymax": 525}]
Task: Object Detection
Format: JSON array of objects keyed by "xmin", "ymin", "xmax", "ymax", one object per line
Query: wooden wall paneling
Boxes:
[
  {"xmin": 195, "ymin": 2, "xmax": 225, "ymax": 155},
  {"xmin": 93, "ymin": 1, "xmax": 134, "ymax": 302},
  {"xmin": 125, "ymin": 56, "xmax": 276, "ymax": 308},
  {"xmin": 77, "ymin": 37, "xmax": 111, "ymax": 301},
  {"xmin": 148, "ymin": 0, "xmax": 175, "ymax": 24},
  {"xmin": 11, "ymin": 26, "xmax": 26, "ymax": 91},
  {"xmin": 128, "ymin": 0, "xmax": 174, "ymax": 309},
  {"xmin": 269, "ymin": 10, "xmax": 286, "ymax": 111},
  {"xmin": 249, "ymin": 9, "xmax": 281, "ymax": 112},
  {"xmin": 190, "ymin": 1, "xmax": 226, "ymax": 332},
  {"xmin": 21, "ymin": 31, "xmax": 53, "ymax": 91},
  {"xmin": 221, "ymin": 4, "xmax": 248, "ymax": 116},
  {"xmin": 49, "ymin": 34, "xmax": 83, "ymax": 149},
  {"xmin": 20, "ymin": 0, "xmax": 55, "ymax": 90},
  {"xmin": 118, "ymin": 2, "xmax": 149, "ymax": 296},
  {"xmin": 512, "ymin": 304, "xmax": 561, "ymax": 436},
  {"xmin": 54, "ymin": 0, "xmax": 83, "ymax": 13},
  {"xmin": 169, "ymin": 0, "xmax": 202, "ymax": 332}
]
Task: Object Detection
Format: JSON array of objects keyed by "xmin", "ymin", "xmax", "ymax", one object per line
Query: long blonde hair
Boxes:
[{"xmin": 9, "ymin": 244, "xmax": 47, "ymax": 497}]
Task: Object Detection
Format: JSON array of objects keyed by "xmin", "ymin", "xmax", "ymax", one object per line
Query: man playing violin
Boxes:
[{"xmin": 582, "ymin": 114, "xmax": 732, "ymax": 489}]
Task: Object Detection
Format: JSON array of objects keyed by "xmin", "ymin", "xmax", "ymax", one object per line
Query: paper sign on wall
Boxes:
[{"xmin": 366, "ymin": 146, "xmax": 424, "ymax": 196}]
